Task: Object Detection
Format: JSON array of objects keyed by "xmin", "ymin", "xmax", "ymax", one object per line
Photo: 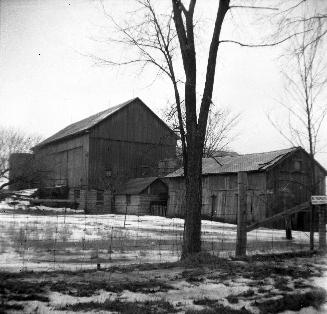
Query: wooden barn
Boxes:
[
  {"xmin": 114, "ymin": 177, "xmax": 168, "ymax": 216},
  {"xmin": 166, "ymin": 147, "xmax": 326, "ymax": 230},
  {"xmin": 28, "ymin": 97, "xmax": 177, "ymax": 212}
]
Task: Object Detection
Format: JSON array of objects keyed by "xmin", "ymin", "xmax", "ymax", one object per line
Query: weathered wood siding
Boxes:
[
  {"xmin": 115, "ymin": 194, "xmax": 163, "ymax": 215},
  {"xmin": 167, "ymin": 172, "xmax": 266, "ymax": 223},
  {"xmin": 114, "ymin": 180, "xmax": 168, "ymax": 215},
  {"xmin": 34, "ymin": 135, "xmax": 89, "ymax": 188},
  {"xmin": 167, "ymin": 177, "xmax": 186, "ymax": 217},
  {"xmin": 88, "ymin": 99, "xmax": 176, "ymax": 189},
  {"xmin": 69, "ymin": 189, "xmax": 112, "ymax": 213},
  {"xmin": 266, "ymin": 149, "xmax": 326, "ymax": 229}
]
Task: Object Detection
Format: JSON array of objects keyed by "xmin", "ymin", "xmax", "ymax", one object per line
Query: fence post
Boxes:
[
  {"xmin": 319, "ymin": 205, "xmax": 326, "ymax": 251},
  {"xmin": 236, "ymin": 172, "xmax": 248, "ymax": 257},
  {"xmin": 310, "ymin": 204, "xmax": 315, "ymax": 251}
]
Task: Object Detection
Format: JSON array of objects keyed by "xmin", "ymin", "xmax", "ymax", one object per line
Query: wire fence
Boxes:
[{"xmin": 0, "ymin": 200, "xmax": 317, "ymax": 273}]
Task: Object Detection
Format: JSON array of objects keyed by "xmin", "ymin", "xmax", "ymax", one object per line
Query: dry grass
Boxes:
[
  {"xmin": 57, "ymin": 299, "xmax": 177, "ymax": 313},
  {"xmin": 0, "ymin": 247, "xmax": 326, "ymax": 313}
]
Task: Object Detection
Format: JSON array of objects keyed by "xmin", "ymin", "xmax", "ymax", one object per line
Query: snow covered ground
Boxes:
[
  {"xmin": 0, "ymin": 197, "xmax": 317, "ymax": 272},
  {"xmin": 1, "ymin": 194, "xmax": 327, "ymax": 313},
  {"xmin": 2, "ymin": 253, "xmax": 327, "ymax": 313}
]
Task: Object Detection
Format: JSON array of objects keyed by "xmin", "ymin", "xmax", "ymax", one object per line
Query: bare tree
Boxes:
[
  {"xmin": 269, "ymin": 20, "xmax": 327, "ymax": 186},
  {"xmin": 95, "ymin": 0, "xmax": 327, "ymax": 257},
  {"xmin": 269, "ymin": 17, "xmax": 327, "ymax": 248},
  {"xmin": 164, "ymin": 102, "xmax": 240, "ymax": 158},
  {"xmin": 273, "ymin": 1, "xmax": 327, "ymax": 52},
  {"xmin": 0, "ymin": 127, "xmax": 42, "ymax": 191}
]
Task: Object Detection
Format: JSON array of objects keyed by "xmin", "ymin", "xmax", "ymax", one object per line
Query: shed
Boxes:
[
  {"xmin": 114, "ymin": 177, "xmax": 168, "ymax": 216},
  {"xmin": 166, "ymin": 147, "xmax": 326, "ymax": 230}
]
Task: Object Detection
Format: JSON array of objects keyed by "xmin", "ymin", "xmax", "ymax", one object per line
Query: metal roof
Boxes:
[
  {"xmin": 36, "ymin": 98, "xmax": 136, "ymax": 147},
  {"xmin": 118, "ymin": 177, "xmax": 161, "ymax": 195},
  {"xmin": 35, "ymin": 97, "xmax": 177, "ymax": 148},
  {"xmin": 166, "ymin": 147, "xmax": 302, "ymax": 177}
]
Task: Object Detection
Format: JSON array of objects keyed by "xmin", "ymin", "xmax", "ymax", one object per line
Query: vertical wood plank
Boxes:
[
  {"xmin": 319, "ymin": 205, "xmax": 326, "ymax": 251},
  {"xmin": 236, "ymin": 172, "xmax": 248, "ymax": 257}
]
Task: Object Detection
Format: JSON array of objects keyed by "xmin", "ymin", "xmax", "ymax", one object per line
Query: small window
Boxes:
[
  {"xmin": 96, "ymin": 191, "xmax": 104, "ymax": 204},
  {"xmin": 74, "ymin": 189, "xmax": 80, "ymax": 199},
  {"xmin": 294, "ymin": 160, "xmax": 302, "ymax": 171}
]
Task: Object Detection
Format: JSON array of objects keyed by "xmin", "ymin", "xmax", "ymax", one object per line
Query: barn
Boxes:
[
  {"xmin": 28, "ymin": 97, "xmax": 177, "ymax": 212},
  {"xmin": 166, "ymin": 147, "xmax": 326, "ymax": 230}
]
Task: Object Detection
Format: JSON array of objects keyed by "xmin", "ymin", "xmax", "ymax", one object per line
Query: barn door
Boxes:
[{"xmin": 67, "ymin": 147, "xmax": 83, "ymax": 187}]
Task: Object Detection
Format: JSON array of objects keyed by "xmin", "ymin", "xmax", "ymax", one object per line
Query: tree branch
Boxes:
[
  {"xmin": 229, "ymin": 5, "xmax": 278, "ymax": 11},
  {"xmin": 220, "ymin": 30, "xmax": 311, "ymax": 47},
  {"xmin": 198, "ymin": 0, "xmax": 230, "ymax": 141}
]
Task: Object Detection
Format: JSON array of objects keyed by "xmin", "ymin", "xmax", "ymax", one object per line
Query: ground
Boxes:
[
  {"xmin": 1, "ymin": 191, "xmax": 327, "ymax": 313},
  {"xmin": 0, "ymin": 195, "xmax": 317, "ymax": 272},
  {"xmin": 1, "ymin": 252, "xmax": 327, "ymax": 313}
]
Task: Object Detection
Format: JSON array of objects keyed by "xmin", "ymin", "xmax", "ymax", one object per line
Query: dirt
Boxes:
[{"xmin": 1, "ymin": 252, "xmax": 327, "ymax": 313}]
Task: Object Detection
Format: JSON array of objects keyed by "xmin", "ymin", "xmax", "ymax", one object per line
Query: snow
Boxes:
[
  {"xmin": 0, "ymin": 196, "xmax": 321, "ymax": 272},
  {"xmin": 2, "ymin": 253, "xmax": 327, "ymax": 313},
  {"xmin": 280, "ymin": 306, "xmax": 327, "ymax": 314}
]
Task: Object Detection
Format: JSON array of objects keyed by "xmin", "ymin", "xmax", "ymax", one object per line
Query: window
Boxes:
[
  {"xmin": 74, "ymin": 189, "xmax": 80, "ymax": 199},
  {"xmin": 96, "ymin": 190, "xmax": 104, "ymax": 204},
  {"xmin": 294, "ymin": 160, "xmax": 302, "ymax": 171},
  {"xmin": 126, "ymin": 194, "xmax": 131, "ymax": 205}
]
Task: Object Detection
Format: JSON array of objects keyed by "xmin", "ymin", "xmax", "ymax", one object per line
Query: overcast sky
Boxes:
[{"xmin": 1, "ymin": 0, "xmax": 326, "ymax": 168}]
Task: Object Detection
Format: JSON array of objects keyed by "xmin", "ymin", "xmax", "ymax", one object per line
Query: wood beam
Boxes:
[{"xmin": 246, "ymin": 201, "xmax": 311, "ymax": 232}]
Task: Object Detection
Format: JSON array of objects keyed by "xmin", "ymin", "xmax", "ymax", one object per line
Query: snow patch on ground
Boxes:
[{"xmin": 0, "ymin": 195, "xmax": 321, "ymax": 272}]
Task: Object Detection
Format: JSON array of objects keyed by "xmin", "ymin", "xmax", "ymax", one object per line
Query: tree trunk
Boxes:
[
  {"xmin": 182, "ymin": 140, "xmax": 203, "ymax": 258},
  {"xmin": 172, "ymin": 0, "xmax": 230, "ymax": 259},
  {"xmin": 309, "ymin": 152, "xmax": 316, "ymax": 251}
]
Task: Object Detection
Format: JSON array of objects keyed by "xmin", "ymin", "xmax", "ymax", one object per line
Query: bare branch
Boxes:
[
  {"xmin": 229, "ymin": 5, "xmax": 278, "ymax": 11},
  {"xmin": 220, "ymin": 30, "xmax": 311, "ymax": 47}
]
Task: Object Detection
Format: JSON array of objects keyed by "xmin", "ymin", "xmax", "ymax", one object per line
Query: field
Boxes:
[
  {"xmin": 0, "ymin": 201, "xmax": 317, "ymax": 272},
  {"xmin": 1, "ymin": 197, "xmax": 327, "ymax": 313}
]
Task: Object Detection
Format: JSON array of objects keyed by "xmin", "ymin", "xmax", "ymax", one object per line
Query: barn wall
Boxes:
[
  {"xmin": 266, "ymin": 149, "xmax": 326, "ymax": 230},
  {"xmin": 88, "ymin": 100, "xmax": 176, "ymax": 189},
  {"xmin": 167, "ymin": 177, "xmax": 186, "ymax": 217},
  {"xmin": 33, "ymin": 134, "xmax": 89, "ymax": 189},
  {"xmin": 167, "ymin": 172, "xmax": 267, "ymax": 224},
  {"xmin": 68, "ymin": 188, "xmax": 112, "ymax": 213},
  {"xmin": 114, "ymin": 194, "xmax": 162, "ymax": 215}
]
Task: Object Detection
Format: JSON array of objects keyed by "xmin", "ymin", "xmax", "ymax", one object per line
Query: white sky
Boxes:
[{"xmin": 0, "ymin": 0, "xmax": 326, "ymax": 168}]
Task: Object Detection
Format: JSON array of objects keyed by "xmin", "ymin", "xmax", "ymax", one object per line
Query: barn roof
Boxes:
[
  {"xmin": 118, "ymin": 177, "xmax": 161, "ymax": 195},
  {"xmin": 35, "ymin": 97, "xmax": 177, "ymax": 148},
  {"xmin": 166, "ymin": 147, "xmax": 325, "ymax": 177}
]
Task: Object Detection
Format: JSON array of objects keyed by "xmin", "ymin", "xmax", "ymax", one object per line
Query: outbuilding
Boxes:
[
  {"xmin": 166, "ymin": 147, "xmax": 326, "ymax": 230},
  {"xmin": 114, "ymin": 177, "xmax": 168, "ymax": 216}
]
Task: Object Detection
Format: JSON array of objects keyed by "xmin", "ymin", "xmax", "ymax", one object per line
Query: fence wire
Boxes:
[{"xmin": 0, "ymin": 199, "xmax": 317, "ymax": 272}]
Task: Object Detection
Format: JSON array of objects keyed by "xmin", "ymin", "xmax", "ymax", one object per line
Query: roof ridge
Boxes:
[
  {"xmin": 233, "ymin": 147, "xmax": 299, "ymax": 157},
  {"xmin": 34, "ymin": 97, "xmax": 140, "ymax": 148},
  {"xmin": 166, "ymin": 147, "xmax": 308, "ymax": 178}
]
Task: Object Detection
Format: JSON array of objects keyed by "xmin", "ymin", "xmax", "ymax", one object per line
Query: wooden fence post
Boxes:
[
  {"xmin": 319, "ymin": 205, "xmax": 326, "ymax": 251},
  {"xmin": 236, "ymin": 172, "xmax": 248, "ymax": 257},
  {"xmin": 310, "ymin": 204, "xmax": 315, "ymax": 251}
]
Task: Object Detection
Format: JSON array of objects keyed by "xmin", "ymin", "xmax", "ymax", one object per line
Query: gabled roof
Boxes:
[
  {"xmin": 35, "ymin": 97, "xmax": 177, "ymax": 148},
  {"xmin": 166, "ymin": 147, "xmax": 324, "ymax": 177},
  {"xmin": 118, "ymin": 177, "xmax": 162, "ymax": 195}
]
